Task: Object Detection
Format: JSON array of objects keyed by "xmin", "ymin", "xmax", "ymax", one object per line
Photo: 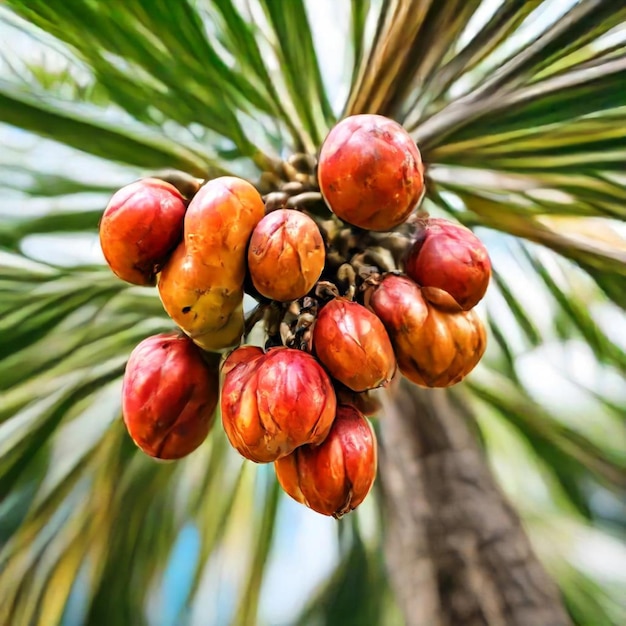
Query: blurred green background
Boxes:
[{"xmin": 0, "ymin": 1, "xmax": 625, "ymax": 625}]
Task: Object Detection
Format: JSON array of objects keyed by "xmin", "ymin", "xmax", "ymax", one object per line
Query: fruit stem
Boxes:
[{"xmin": 244, "ymin": 303, "xmax": 270, "ymax": 338}]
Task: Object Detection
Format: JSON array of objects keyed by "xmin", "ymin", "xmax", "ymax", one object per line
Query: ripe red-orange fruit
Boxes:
[
  {"xmin": 312, "ymin": 298, "xmax": 396, "ymax": 392},
  {"xmin": 221, "ymin": 346, "xmax": 337, "ymax": 463},
  {"xmin": 247, "ymin": 209, "xmax": 325, "ymax": 301},
  {"xmin": 405, "ymin": 218, "xmax": 491, "ymax": 310},
  {"xmin": 318, "ymin": 114, "xmax": 424, "ymax": 231},
  {"xmin": 369, "ymin": 274, "xmax": 487, "ymax": 387},
  {"xmin": 99, "ymin": 178, "xmax": 186, "ymax": 286},
  {"xmin": 221, "ymin": 344, "xmax": 265, "ymax": 377},
  {"xmin": 122, "ymin": 332, "xmax": 219, "ymax": 459},
  {"xmin": 274, "ymin": 405, "xmax": 377, "ymax": 518}
]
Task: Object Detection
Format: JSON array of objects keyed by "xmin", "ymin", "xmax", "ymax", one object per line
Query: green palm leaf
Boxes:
[{"xmin": 0, "ymin": 1, "xmax": 624, "ymax": 625}]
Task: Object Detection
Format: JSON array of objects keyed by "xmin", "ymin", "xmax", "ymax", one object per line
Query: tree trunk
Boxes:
[{"xmin": 378, "ymin": 379, "xmax": 572, "ymax": 626}]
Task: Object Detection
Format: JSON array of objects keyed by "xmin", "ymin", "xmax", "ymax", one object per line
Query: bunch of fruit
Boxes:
[{"xmin": 99, "ymin": 114, "xmax": 491, "ymax": 518}]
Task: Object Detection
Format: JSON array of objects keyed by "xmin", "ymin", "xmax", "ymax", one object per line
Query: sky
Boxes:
[{"xmin": 1, "ymin": 1, "xmax": 625, "ymax": 624}]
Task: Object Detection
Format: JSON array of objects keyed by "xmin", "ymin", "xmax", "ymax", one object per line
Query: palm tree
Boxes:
[{"xmin": 1, "ymin": 1, "xmax": 625, "ymax": 624}]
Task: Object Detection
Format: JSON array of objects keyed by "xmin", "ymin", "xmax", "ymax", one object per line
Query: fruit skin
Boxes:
[
  {"xmin": 221, "ymin": 344, "xmax": 265, "ymax": 376},
  {"xmin": 221, "ymin": 346, "xmax": 337, "ymax": 463},
  {"xmin": 158, "ymin": 243, "xmax": 245, "ymax": 349},
  {"xmin": 318, "ymin": 114, "xmax": 424, "ymax": 231},
  {"xmin": 122, "ymin": 332, "xmax": 219, "ymax": 460},
  {"xmin": 158, "ymin": 176, "xmax": 265, "ymax": 351},
  {"xmin": 274, "ymin": 404, "xmax": 377, "ymax": 518},
  {"xmin": 247, "ymin": 209, "xmax": 325, "ymax": 302},
  {"xmin": 99, "ymin": 178, "xmax": 186, "ymax": 286},
  {"xmin": 312, "ymin": 298, "xmax": 396, "ymax": 392},
  {"xmin": 192, "ymin": 303, "xmax": 245, "ymax": 352},
  {"xmin": 369, "ymin": 274, "xmax": 487, "ymax": 388},
  {"xmin": 405, "ymin": 218, "xmax": 491, "ymax": 310}
]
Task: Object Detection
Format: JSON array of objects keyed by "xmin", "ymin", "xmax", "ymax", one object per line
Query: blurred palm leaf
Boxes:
[{"xmin": 0, "ymin": 1, "xmax": 625, "ymax": 625}]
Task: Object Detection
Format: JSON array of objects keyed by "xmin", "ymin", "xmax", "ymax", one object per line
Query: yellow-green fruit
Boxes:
[
  {"xmin": 192, "ymin": 304, "xmax": 244, "ymax": 352},
  {"xmin": 158, "ymin": 177, "xmax": 265, "ymax": 350}
]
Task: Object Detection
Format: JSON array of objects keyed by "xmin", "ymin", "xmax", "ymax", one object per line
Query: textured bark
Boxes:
[{"xmin": 378, "ymin": 379, "xmax": 572, "ymax": 626}]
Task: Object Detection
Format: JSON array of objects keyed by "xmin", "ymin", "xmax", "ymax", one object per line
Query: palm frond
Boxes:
[
  {"xmin": 256, "ymin": 0, "xmax": 335, "ymax": 147},
  {"xmin": 295, "ymin": 512, "xmax": 402, "ymax": 626},
  {"xmin": 414, "ymin": 1, "xmax": 542, "ymax": 114},
  {"xmin": 0, "ymin": 1, "xmax": 624, "ymax": 625},
  {"xmin": 476, "ymin": 404, "xmax": 626, "ymax": 625},
  {"xmin": 0, "ymin": 81, "xmax": 219, "ymax": 176}
]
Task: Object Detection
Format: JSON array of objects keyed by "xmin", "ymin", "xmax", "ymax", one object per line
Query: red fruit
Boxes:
[
  {"xmin": 221, "ymin": 345, "xmax": 265, "ymax": 377},
  {"xmin": 221, "ymin": 346, "xmax": 337, "ymax": 463},
  {"xmin": 100, "ymin": 178, "xmax": 186, "ymax": 286},
  {"xmin": 369, "ymin": 274, "xmax": 487, "ymax": 388},
  {"xmin": 405, "ymin": 218, "xmax": 491, "ymax": 310},
  {"xmin": 312, "ymin": 298, "xmax": 396, "ymax": 392},
  {"xmin": 318, "ymin": 114, "xmax": 424, "ymax": 231},
  {"xmin": 122, "ymin": 332, "xmax": 219, "ymax": 459},
  {"xmin": 248, "ymin": 209, "xmax": 325, "ymax": 302},
  {"xmin": 274, "ymin": 405, "xmax": 377, "ymax": 518}
]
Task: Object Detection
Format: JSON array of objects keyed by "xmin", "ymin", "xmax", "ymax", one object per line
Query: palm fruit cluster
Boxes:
[{"xmin": 100, "ymin": 113, "xmax": 491, "ymax": 518}]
